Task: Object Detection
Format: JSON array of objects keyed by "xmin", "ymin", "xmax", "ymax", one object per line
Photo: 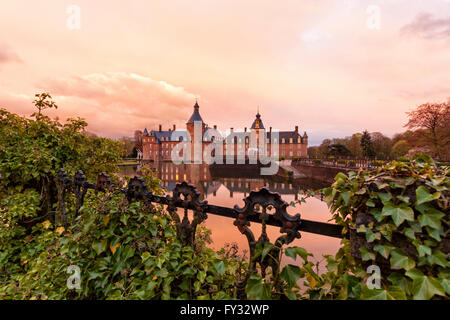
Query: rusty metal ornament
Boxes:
[
  {"xmin": 233, "ymin": 187, "xmax": 301, "ymax": 299},
  {"xmin": 56, "ymin": 168, "xmax": 71, "ymax": 227},
  {"xmin": 166, "ymin": 181, "xmax": 208, "ymax": 246},
  {"xmin": 126, "ymin": 176, "xmax": 149, "ymax": 202},
  {"xmin": 95, "ymin": 172, "xmax": 111, "ymax": 193},
  {"xmin": 73, "ymin": 170, "xmax": 88, "ymax": 217}
]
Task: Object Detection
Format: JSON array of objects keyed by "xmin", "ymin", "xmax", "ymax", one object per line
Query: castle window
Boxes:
[
  {"xmin": 289, "ymin": 138, "xmax": 293, "ymax": 143},
  {"xmin": 282, "ymin": 138, "xmax": 285, "ymax": 143},
  {"xmin": 298, "ymin": 138, "xmax": 301, "ymax": 143}
]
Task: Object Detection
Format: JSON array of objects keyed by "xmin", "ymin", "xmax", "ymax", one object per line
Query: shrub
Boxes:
[
  {"xmin": 313, "ymin": 159, "xmax": 322, "ymax": 164},
  {"xmin": 320, "ymin": 154, "xmax": 449, "ymax": 300},
  {"xmin": 372, "ymin": 160, "xmax": 385, "ymax": 167}
]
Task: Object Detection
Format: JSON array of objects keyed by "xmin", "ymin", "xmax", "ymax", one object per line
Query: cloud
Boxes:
[
  {"xmin": 0, "ymin": 45, "xmax": 22, "ymax": 64},
  {"xmin": 1, "ymin": 72, "xmax": 198, "ymax": 137},
  {"xmin": 401, "ymin": 13, "xmax": 450, "ymax": 40}
]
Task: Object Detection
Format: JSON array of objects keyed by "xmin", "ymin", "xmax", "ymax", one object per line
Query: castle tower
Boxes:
[
  {"xmin": 186, "ymin": 101, "xmax": 207, "ymax": 163},
  {"xmin": 250, "ymin": 108, "xmax": 266, "ymax": 157},
  {"xmin": 186, "ymin": 101, "xmax": 206, "ymax": 140},
  {"xmin": 250, "ymin": 108, "xmax": 265, "ymax": 133}
]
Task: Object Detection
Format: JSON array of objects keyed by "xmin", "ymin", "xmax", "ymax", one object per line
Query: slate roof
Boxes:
[
  {"xmin": 221, "ymin": 130, "xmax": 304, "ymax": 143},
  {"xmin": 146, "ymin": 130, "xmax": 188, "ymax": 142},
  {"xmin": 187, "ymin": 102, "xmax": 204, "ymax": 123},
  {"xmin": 250, "ymin": 112, "xmax": 265, "ymax": 129}
]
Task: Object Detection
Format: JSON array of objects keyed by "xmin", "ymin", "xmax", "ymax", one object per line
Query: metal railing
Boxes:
[
  {"xmin": 55, "ymin": 168, "xmax": 344, "ymax": 298},
  {"xmin": 293, "ymin": 157, "xmax": 387, "ymax": 169}
]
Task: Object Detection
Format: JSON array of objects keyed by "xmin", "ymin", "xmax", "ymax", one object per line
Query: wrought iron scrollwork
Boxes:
[
  {"xmin": 233, "ymin": 187, "xmax": 301, "ymax": 299},
  {"xmin": 166, "ymin": 182, "xmax": 208, "ymax": 246},
  {"xmin": 95, "ymin": 172, "xmax": 111, "ymax": 193},
  {"xmin": 56, "ymin": 168, "xmax": 71, "ymax": 227},
  {"xmin": 73, "ymin": 170, "xmax": 89, "ymax": 218},
  {"xmin": 126, "ymin": 176, "xmax": 149, "ymax": 202}
]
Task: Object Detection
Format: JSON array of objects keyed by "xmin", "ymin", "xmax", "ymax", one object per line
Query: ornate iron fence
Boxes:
[{"xmin": 55, "ymin": 168, "xmax": 345, "ymax": 299}]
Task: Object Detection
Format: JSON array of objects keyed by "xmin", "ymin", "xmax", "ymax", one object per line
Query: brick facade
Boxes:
[{"xmin": 141, "ymin": 102, "xmax": 308, "ymax": 161}]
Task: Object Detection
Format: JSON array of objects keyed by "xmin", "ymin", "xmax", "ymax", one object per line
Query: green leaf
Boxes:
[
  {"xmin": 141, "ymin": 251, "xmax": 151, "ymax": 261},
  {"xmin": 261, "ymin": 242, "xmax": 274, "ymax": 260},
  {"xmin": 365, "ymin": 229, "xmax": 381, "ymax": 243},
  {"xmin": 415, "ymin": 186, "xmax": 440, "ymax": 205},
  {"xmin": 416, "ymin": 245, "xmax": 431, "ymax": 257},
  {"xmin": 361, "ymin": 287, "xmax": 387, "ymax": 300},
  {"xmin": 390, "ymin": 249, "xmax": 415, "ymax": 271},
  {"xmin": 405, "ymin": 268, "xmax": 424, "ymax": 281},
  {"xmin": 396, "ymin": 195, "xmax": 410, "ymax": 204},
  {"xmin": 386, "ymin": 286, "xmax": 407, "ymax": 300},
  {"xmin": 359, "ymin": 247, "xmax": 375, "ymax": 261},
  {"xmin": 246, "ymin": 274, "xmax": 271, "ymax": 300},
  {"xmin": 213, "ymin": 260, "xmax": 226, "ymax": 276},
  {"xmin": 411, "ymin": 275, "xmax": 445, "ymax": 300},
  {"xmin": 341, "ymin": 190, "xmax": 351, "ymax": 205},
  {"xmin": 427, "ymin": 249, "xmax": 448, "ymax": 267},
  {"xmin": 381, "ymin": 203, "xmax": 414, "ymax": 227},
  {"xmin": 377, "ymin": 192, "xmax": 392, "ymax": 204},
  {"xmin": 373, "ymin": 244, "xmax": 394, "ymax": 259},
  {"xmin": 284, "ymin": 246, "xmax": 312, "ymax": 261},
  {"xmin": 92, "ymin": 240, "xmax": 107, "ymax": 255},
  {"xmin": 197, "ymin": 270, "xmax": 206, "ymax": 283},
  {"xmin": 438, "ymin": 270, "xmax": 450, "ymax": 295},
  {"xmin": 280, "ymin": 264, "xmax": 303, "ymax": 287},
  {"xmin": 417, "ymin": 209, "xmax": 445, "ymax": 230},
  {"xmin": 426, "ymin": 227, "xmax": 443, "ymax": 241},
  {"xmin": 404, "ymin": 228, "xmax": 416, "ymax": 240},
  {"xmin": 366, "ymin": 199, "xmax": 375, "ymax": 207}
]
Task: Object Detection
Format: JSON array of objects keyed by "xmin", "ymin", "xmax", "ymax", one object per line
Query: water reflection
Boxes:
[{"xmin": 120, "ymin": 162, "xmax": 341, "ymax": 272}]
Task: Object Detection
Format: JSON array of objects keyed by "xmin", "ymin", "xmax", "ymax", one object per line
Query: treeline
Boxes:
[{"xmin": 308, "ymin": 101, "xmax": 450, "ymax": 161}]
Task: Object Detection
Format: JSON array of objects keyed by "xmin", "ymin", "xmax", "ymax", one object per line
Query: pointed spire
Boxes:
[
  {"xmin": 187, "ymin": 101, "xmax": 204, "ymax": 123},
  {"xmin": 251, "ymin": 108, "xmax": 264, "ymax": 129}
]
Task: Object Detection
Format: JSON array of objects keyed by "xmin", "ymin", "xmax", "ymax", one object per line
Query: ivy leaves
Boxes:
[
  {"xmin": 323, "ymin": 156, "xmax": 449, "ymax": 300},
  {"xmin": 406, "ymin": 269, "xmax": 446, "ymax": 300},
  {"xmin": 415, "ymin": 186, "xmax": 441, "ymax": 205},
  {"xmin": 381, "ymin": 202, "xmax": 414, "ymax": 227}
]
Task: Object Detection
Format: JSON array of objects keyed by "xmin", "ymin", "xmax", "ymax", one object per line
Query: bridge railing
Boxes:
[
  {"xmin": 54, "ymin": 168, "xmax": 344, "ymax": 299},
  {"xmin": 292, "ymin": 157, "xmax": 387, "ymax": 169}
]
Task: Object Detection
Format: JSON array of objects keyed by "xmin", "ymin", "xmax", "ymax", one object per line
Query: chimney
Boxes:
[
  {"xmin": 213, "ymin": 125, "xmax": 217, "ymax": 130},
  {"xmin": 295, "ymin": 126, "xmax": 298, "ymax": 133},
  {"xmin": 270, "ymin": 127, "xmax": 272, "ymax": 133},
  {"xmin": 230, "ymin": 127, "xmax": 234, "ymax": 133},
  {"xmin": 159, "ymin": 124, "xmax": 162, "ymax": 132},
  {"xmin": 173, "ymin": 124, "xmax": 176, "ymax": 131},
  {"xmin": 244, "ymin": 127, "xmax": 247, "ymax": 132}
]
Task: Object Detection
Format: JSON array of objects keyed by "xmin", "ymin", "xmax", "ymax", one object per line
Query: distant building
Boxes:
[{"xmin": 141, "ymin": 102, "xmax": 308, "ymax": 161}]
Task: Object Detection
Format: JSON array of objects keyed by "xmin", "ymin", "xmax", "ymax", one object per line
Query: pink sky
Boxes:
[{"xmin": 1, "ymin": 0, "xmax": 449, "ymax": 145}]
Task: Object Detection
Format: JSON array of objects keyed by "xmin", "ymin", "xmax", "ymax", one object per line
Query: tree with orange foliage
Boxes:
[{"xmin": 405, "ymin": 102, "xmax": 450, "ymax": 160}]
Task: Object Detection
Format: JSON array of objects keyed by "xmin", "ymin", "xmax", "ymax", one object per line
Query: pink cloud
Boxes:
[
  {"xmin": 2, "ymin": 72, "xmax": 198, "ymax": 137},
  {"xmin": 0, "ymin": 45, "xmax": 22, "ymax": 64},
  {"xmin": 401, "ymin": 13, "xmax": 450, "ymax": 40}
]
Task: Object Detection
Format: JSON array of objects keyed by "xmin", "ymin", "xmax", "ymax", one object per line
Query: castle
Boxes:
[{"xmin": 141, "ymin": 102, "xmax": 308, "ymax": 162}]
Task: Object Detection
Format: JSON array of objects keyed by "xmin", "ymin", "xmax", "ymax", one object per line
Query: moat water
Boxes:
[{"xmin": 120, "ymin": 162, "xmax": 341, "ymax": 272}]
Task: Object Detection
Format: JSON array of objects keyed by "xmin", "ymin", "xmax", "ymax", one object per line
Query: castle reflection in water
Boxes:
[
  {"xmin": 119, "ymin": 161, "xmax": 340, "ymax": 268},
  {"xmin": 120, "ymin": 160, "xmax": 327, "ymax": 202}
]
